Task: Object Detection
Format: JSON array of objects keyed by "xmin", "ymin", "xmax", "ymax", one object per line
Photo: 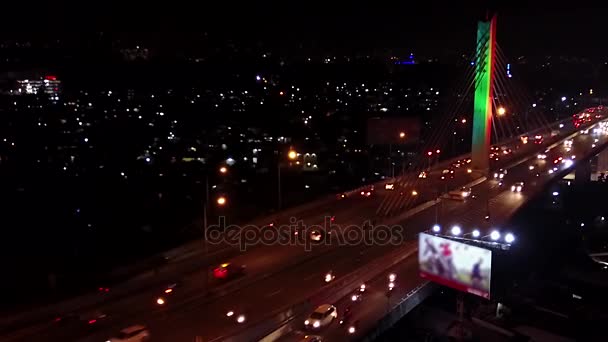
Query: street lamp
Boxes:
[
  {"xmin": 399, "ymin": 132, "xmax": 406, "ymax": 139},
  {"xmin": 504, "ymin": 233, "xmax": 515, "ymax": 244},
  {"xmin": 472, "ymin": 229, "xmax": 481, "ymax": 238},
  {"xmin": 451, "ymin": 225, "xmax": 462, "ymax": 236},
  {"xmin": 217, "ymin": 196, "xmax": 227, "ymax": 206},
  {"xmin": 497, "ymin": 107, "xmax": 506, "ymax": 116},
  {"xmin": 219, "ymin": 166, "xmax": 228, "ymax": 174},
  {"xmin": 490, "ymin": 230, "xmax": 501, "ymax": 241},
  {"xmin": 278, "ymin": 149, "xmax": 298, "ymax": 210}
]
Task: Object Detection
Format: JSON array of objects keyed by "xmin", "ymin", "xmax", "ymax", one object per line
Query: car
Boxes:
[
  {"xmin": 384, "ymin": 183, "xmax": 395, "ymax": 190},
  {"xmin": 360, "ymin": 186, "xmax": 374, "ymax": 197},
  {"xmin": 106, "ymin": 325, "xmax": 150, "ymax": 342},
  {"xmin": 418, "ymin": 171, "xmax": 428, "ymax": 179},
  {"xmin": 213, "ymin": 263, "xmax": 246, "ymax": 280},
  {"xmin": 537, "ymin": 154, "xmax": 547, "ymax": 160},
  {"xmin": 310, "ymin": 229, "xmax": 323, "ymax": 241},
  {"xmin": 298, "ymin": 335, "xmax": 323, "ymax": 342},
  {"xmin": 56, "ymin": 310, "xmax": 107, "ymax": 326},
  {"xmin": 304, "ymin": 304, "xmax": 337, "ymax": 329},
  {"xmin": 511, "ymin": 182, "xmax": 524, "ymax": 192},
  {"xmin": 447, "ymin": 187, "xmax": 473, "ymax": 200},
  {"xmin": 493, "ymin": 169, "xmax": 507, "ymax": 180},
  {"xmin": 440, "ymin": 168, "xmax": 455, "ymax": 180}
]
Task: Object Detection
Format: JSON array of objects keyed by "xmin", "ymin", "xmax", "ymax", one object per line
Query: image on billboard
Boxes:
[{"xmin": 419, "ymin": 233, "xmax": 492, "ymax": 299}]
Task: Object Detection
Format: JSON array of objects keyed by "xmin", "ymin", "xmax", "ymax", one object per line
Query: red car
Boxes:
[{"xmin": 213, "ymin": 263, "xmax": 246, "ymax": 280}]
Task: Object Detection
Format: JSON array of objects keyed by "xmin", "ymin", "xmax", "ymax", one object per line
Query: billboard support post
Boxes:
[{"xmin": 457, "ymin": 293, "xmax": 465, "ymax": 340}]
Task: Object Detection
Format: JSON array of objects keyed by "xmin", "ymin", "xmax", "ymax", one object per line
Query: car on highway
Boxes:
[
  {"xmin": 360, "ymin": 186, "xmax": 374, "ymax": 197},
  {"xmin": 298, "ymin": 335, "xmax": 323, "ymax": 342},
  {"xmin": 106, "ymin": 325, "xmax": 150, "ymax": 342},
  {"xmin": 440, "ymin": 168, "xmax": 455, "ymax": 180},
  {"xmin": 310, "ymin": 229, "xmax": 323, "ymax": 241},
  {"xmin": 533, "ymin": 135, "xmax": 544, "ymax": 144},
  {"xmin": 55, "ymin": 310, "xmax": 107, "ymax": 326},
  {"xmin": 493, "ymin": 169, "xmax": 507, "ymax": 180},
  {"xmin": 537, "ymin": 153, "xmax": 547, "ymax": 160},
  {"xmin": 384, "ymin": 182, "xmax": 395, "ymax": 190},
  {"xmin": 418, "ymin": 171, "xmax": 428, "ymax": 178},
  {"xmin": 213, "ymin": 263, "xmax": 246, "ymax": 280},
  {"xmin": 447, "ymin": 187, "xmax": 473, "ymax": 200},
  {"xmin": 511, "ymin": 182, "xmax": 524, "ymax": 193},
  {"xmin": 304, "ymin": 304, "xmax": 338, "ymax": 329}
]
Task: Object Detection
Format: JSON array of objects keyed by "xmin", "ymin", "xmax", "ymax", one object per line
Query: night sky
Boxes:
[{"xmin": 2, "ymin": 2, "xmax": 607, "ymax": 58}]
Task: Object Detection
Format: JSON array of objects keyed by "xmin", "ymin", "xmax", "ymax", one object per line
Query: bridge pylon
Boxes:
[{"xmin": 471, "ymin": 15, "xmax": 496, "ymax": 175}]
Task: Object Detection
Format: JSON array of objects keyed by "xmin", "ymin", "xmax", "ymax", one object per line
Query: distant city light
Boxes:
[
  {"xmin": 532, "ymin": 103, "xmax": 537, "ymax": 108},
  {"xmin": 497, "ymin": 107, "xmax": 506, "ymax": 116},
  {"xmin": 561, "ymin": 96, "xmax": 567, "ymax": 102},
  {"xmin": 256, "ymin": 75, "xmax": 261, "ymax": 81},
  {"xmin": 399, "ymin": 132, "xmax": 406, "ymax": 139},
  {"xmin": 226, "ymin": 157, "xmax": 236, "ymax": 166},
  {"xmin": 552, "ymin": 191, "xmax": 559, "ymax": 196}
]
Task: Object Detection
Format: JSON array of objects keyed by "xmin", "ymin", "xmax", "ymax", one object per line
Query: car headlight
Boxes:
[
  {"xmin": 511, "ymin": 186, "xmax": 516, "ymax": 191},
  {"xmin": 494, "ymin": 173, "xmax": 498, "ymax": 178},
  {"xmin": 462, "ymin": 192, "xmax": 469, "ymax": 197},
  {"xmin": 313, "ymin": 321, "xmax": 320, "ymax": 328},
  {"xmin": 499, "ymin": 173, "xmax": 504, "ymax": 179},
  {"xmin": 517, "ymin": 186, "xmax": 522, "ymax": 192},
  {"xmin": 304, "ymin": 320, "xmax": 310, "ymax": 325}
]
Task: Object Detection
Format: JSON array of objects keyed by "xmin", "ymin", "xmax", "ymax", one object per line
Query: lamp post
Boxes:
[{"xmin": 278, "ymin": 149, "xmax": 297, "ymax": 210}]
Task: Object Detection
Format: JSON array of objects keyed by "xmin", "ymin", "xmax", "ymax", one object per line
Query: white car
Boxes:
[
  {"xmin": 493, "ymin": 169, "xmax": 507, "ymax": 179},
  {"xmin": 107, "ymin": 325, "xmax": 150, "ymax": 342},
  {"xmin": 447, "ymin": 187, "xmax": 472, "ymax": 200},
  {"xmin": 304, "ymin": 304, "xmax": 337, "ymax": 329},
  {"xmin": 310, "ymin": 230, "xmax": 322, "ymax": 241},
  {"xmin": 511, "ymin": 182, "xmax": 524, "ymax": 193}
]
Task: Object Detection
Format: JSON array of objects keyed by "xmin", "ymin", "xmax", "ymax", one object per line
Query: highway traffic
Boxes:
[{"xmin": 1, "ymin": 111, "xmax": 605, "ymax": 342}]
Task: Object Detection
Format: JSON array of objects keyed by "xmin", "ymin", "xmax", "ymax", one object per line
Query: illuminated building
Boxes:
[{"xmin": 15, "ymin": 75, "xmax": 61, "ymax": 100}]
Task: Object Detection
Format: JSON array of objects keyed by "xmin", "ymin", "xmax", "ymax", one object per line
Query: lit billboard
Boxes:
[{"xmin": 419, "ymin": 233, "xmax": 492, "ymax": 299}]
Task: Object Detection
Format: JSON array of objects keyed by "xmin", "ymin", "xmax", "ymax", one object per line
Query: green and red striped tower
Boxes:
[{"xmin": 471, "ymin": 15, "xmax": 496, "ymax": 173}]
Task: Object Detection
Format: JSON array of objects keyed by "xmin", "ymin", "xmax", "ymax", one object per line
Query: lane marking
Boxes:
[{"xmin": 265, "ymin": 289, "xmax": 282, "ymax": 298}]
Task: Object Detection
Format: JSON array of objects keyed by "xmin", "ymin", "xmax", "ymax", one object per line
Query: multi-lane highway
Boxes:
[
  {"xmin": 0, "ymin": 114, "xmax": 603, "ymax": 342},
  {"xmin": 279, "ymin": 116, "xmax": 608, "ymax": 342}
]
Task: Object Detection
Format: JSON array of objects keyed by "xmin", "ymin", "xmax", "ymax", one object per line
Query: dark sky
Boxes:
[{"xmin": 3, "ymin": 2, "xmax": 607, "ymax": 58}]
